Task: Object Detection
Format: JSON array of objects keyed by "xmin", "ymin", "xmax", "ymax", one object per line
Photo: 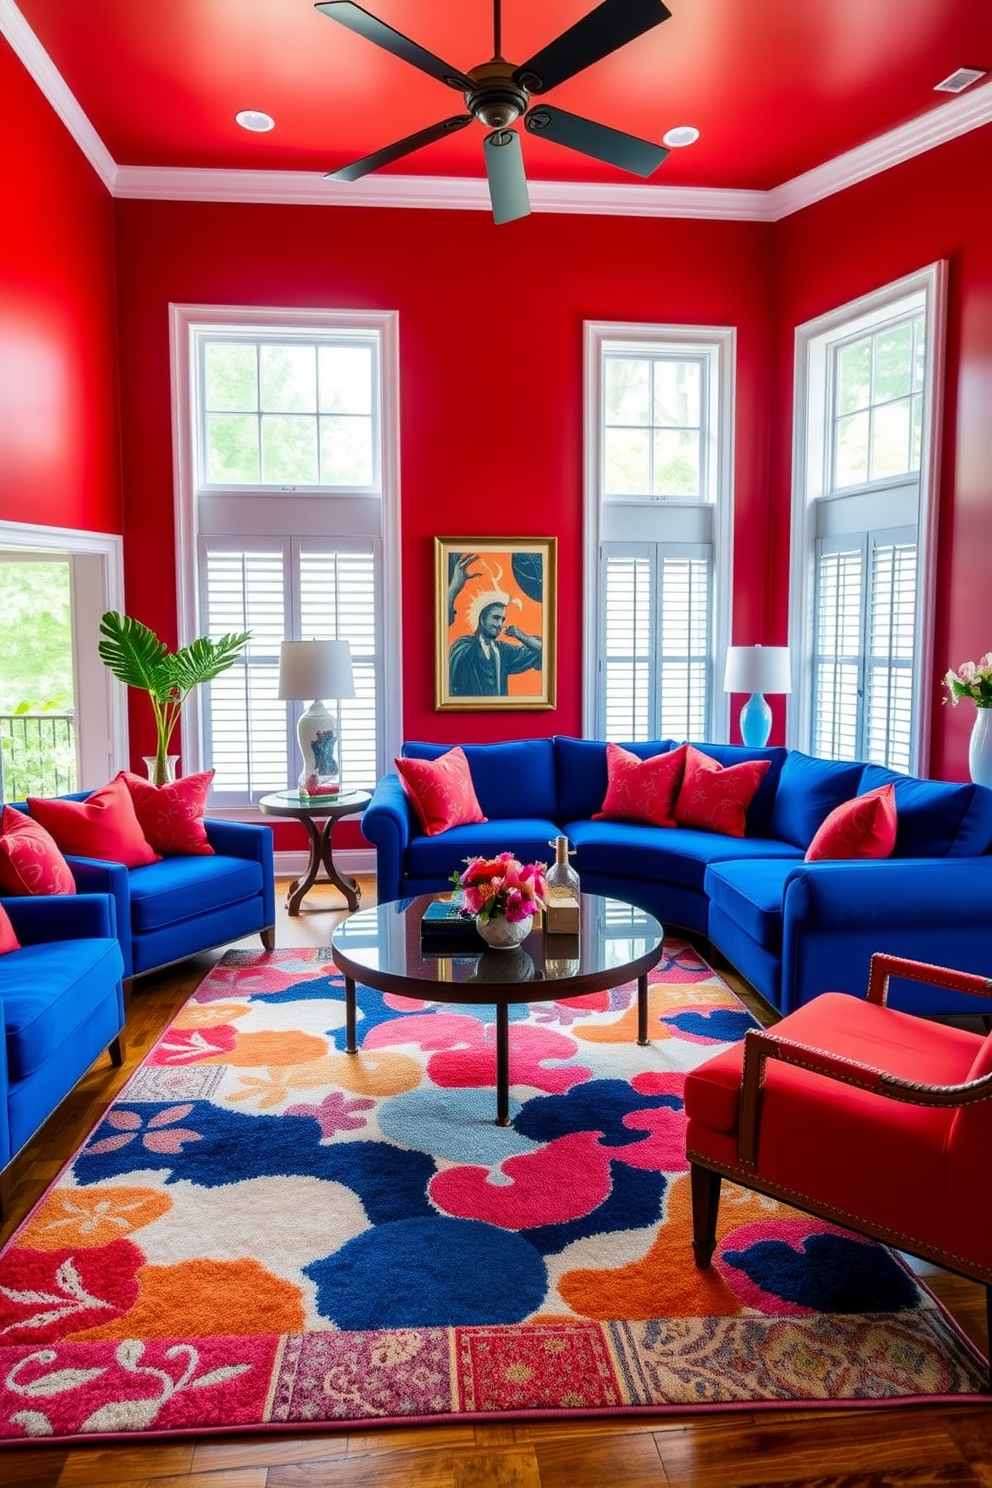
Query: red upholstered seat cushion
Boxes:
[
  {"xmin": 395, "ymin": 747, "xmax": 488, "ymax": 836},
  {"xmin": 0, "ymin": 805, "xmax": 77, "ymax": 896},
  {"xmin": 118, "ymin": 770, "xmax": 215, "ymax": 856},
  {"xmin": 804, "ymin": 783, "xmax": 897, "ymax": 862},
  {"xmin": 674, "ymin": 745, "xmax": 770, "ymax": 838},
  {"xmin": 28, "ymin": 779, "xmax": 161, "ymax": 868},
  {"xmin": 0, "ymin": 901, "xmax": 20, "ymax": 954},
  {"xmin": 593, "ymin": 742, "xmax": 687, "ymax": 828}
]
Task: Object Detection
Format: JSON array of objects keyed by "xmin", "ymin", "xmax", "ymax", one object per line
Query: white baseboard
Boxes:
[{"xmin": 273, "ymin": 847, "xmax": 376, "ymax": 880}]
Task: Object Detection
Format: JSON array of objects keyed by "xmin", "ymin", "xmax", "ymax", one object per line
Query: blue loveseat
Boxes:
[
  {"xmin": 12, "ymin": 796, "xmax": 276, "ymax": 987},
  {"xmin": 362, "ymin": 737, "xmax": 992, "ymax": 1018},
  {"xmin": 0, "ymin": 893, "xmax": 125, "ymax": 1216}
]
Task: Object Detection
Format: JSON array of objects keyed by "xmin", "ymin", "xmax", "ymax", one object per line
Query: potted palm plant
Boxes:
[{"xmin": 98, "ymin": 611, "xmax": 250, "ymax": 785}]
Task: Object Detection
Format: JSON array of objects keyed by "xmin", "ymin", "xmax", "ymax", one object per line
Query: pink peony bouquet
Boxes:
[
  {"xmin": 943, "ymin": 655, "xmax": 992, "ymax": 708},
  {"xmin": 451, "ymin": 852, "xmax": 548, "ymax": 923}
]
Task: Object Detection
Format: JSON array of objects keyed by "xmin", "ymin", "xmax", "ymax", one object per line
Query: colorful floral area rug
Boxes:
[{"xmin": 0, "ymin": 942, "xmax": 986, "ymax": 1444}]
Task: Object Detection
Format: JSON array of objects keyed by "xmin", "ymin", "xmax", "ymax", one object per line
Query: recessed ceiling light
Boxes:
[
  {"xmin": 934, "ymin": 68, "xmax": 986, "ymax": 94},
  {"xmin": 663, "ymin": 125, "xmax": 699, "ymax": 148},
  {"xmin": 236, "ymin": 110, "xmax": 275, "ymax": 132}
]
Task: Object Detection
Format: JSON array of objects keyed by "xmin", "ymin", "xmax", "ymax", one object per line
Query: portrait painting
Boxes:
[{"xmin": 435, "ymin": 538, "xmax": 557, "ymax": 710}]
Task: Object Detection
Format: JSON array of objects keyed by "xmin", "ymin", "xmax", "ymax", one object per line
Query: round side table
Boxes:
[{"xmin": 259, "ymin": 789, "xmax": 370, "ymax": 915}]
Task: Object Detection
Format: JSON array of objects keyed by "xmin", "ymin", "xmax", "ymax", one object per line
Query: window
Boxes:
[
  {"xmin": 584, "ymin": 324, "xmax": 734, "ymax": 743},
  {"xmin": 172, "ymin": 308, "xmax": 401, "ymax": 808},
  {"xmin": 790, "ymin": 264, "xmax": 945, "ymax": 775}
]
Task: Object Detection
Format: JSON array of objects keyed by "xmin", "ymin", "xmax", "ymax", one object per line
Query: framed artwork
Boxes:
[{"xmin": 435, "ymin": 537, "xmax": 557, "ymax": 711}]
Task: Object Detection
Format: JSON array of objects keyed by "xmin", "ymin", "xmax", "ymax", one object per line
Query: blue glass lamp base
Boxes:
[{"xmin": 739, "ymin": 693, "xmax": 772, "ymax": 748}]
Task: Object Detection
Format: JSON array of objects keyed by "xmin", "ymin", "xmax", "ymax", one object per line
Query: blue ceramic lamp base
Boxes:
[{"xmin": 739, "ymin": 692, "xmax": 773, "ymax": 748}]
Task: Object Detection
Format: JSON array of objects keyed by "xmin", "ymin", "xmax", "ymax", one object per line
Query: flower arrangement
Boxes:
[
  {"xmin": 943, "ymin": 655, "xmax": 992, "ymax": 709},
  {"xmin": 451, "ymin": 852, "xmax": 548, "ymax": 923}
]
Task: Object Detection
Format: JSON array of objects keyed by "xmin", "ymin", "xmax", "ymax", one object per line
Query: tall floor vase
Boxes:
[{"xmin": 968, "ymin": 709, "xmax": 992, "ymax": 788}]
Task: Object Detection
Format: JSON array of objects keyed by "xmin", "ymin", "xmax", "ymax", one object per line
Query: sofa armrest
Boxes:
[
  {"xmin": 0, "ymin": 892, "xmax": 118, "ymax": 944},
  {"xmin": 204, "ymin": 818, "xmax": 275, "ymax": 926},
  {"xmin": 64, "ymin": 856, "xmax": 134, "ymax": 976},
  {"xmin": 361, "ymin": 773, "xmax": 415, "ymax": 904},
  {"xmin": 780, "ymin": 857, "xmax": 992, "ymax": 1014}
]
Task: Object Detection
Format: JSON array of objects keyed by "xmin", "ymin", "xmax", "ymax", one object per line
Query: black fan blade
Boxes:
[
  {"xmin": 526, "ymin": 104, "xmax": 667, "ymax": 177},
  {"xmin": 315, "ymin": 2, "xmax": 475, "ymax": 91},
  {"xmin": 483, "ymin": 129, "xmax": 531, "ymax": 225},
  {"xmin": 325, "ymin": 115, "xmax": 473, "ymax": 182},
  {"xmin": 514, "ymin": 0, "xmax": 671, "ymax": 95}
]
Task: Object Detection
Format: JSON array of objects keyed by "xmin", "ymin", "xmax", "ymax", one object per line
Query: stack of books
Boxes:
[{"xmin": 420, "ymin": 898, "xmax": 484, "ymax": 954}]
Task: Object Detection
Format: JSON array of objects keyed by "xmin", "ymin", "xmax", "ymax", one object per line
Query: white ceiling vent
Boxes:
[{"xmin": 934, "ymin": 68, "xmax": 987, "ymax": 94}]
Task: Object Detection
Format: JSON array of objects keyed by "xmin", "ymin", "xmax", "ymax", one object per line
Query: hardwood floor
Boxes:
[{"xmin": 2, "ymin": 878, "xmax": 990, "ymax": 1487}]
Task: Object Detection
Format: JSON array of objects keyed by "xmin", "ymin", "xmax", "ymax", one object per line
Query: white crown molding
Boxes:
[
  {"xmin": 768, "ymin": 78, "xmax": 992, "ymax": 220},
  {"xmin": 0, "ymin": 0, "xmax": 116, "ymax": 192},
  {"xmin": 5, "ymin": 0, "xmax": 991, "ymax": 223},
  {"xmin": 113, "ymin": 164, "xmax": 772, "ymax": 220}
]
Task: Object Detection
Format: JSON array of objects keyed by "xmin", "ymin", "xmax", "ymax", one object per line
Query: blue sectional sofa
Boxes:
[
  {"xmin": 12, "ymin": 797, "xmax": 276, "ymax": 987},
  {"xmin": 0, "ymin": 893, "xmax": 125, "ymax": 1216},
  {"xmin": 362, "ymin": 737, "xmax": 992, "ymax": 1018}
]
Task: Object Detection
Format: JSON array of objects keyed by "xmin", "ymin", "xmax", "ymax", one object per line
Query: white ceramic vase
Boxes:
[
  {"xmin": 475, "ymin": 913, "xmax": 533, "ymax": 950},
  {"xmin": 968, "ymin": 709, "xmax": 992, "ymax": 787}
]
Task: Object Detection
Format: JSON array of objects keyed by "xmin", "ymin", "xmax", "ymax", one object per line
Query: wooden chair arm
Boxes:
[
  {"xmin": 866, "ymin": 952, "xmax": 992, "ymax": 1006},
  {"xmin": 738, "ymin": 1026, "xmax": 992, "ymax": 1165}
]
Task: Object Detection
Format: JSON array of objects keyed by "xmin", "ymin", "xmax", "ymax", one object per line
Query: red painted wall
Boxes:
[
  {"xmin": 0, "ymin": 38, "xmax": 121, "ymax": 535},
  {"xmin": 770, "ymin": 124, "xmax": 992, "ymax": 781},
  {"xmin": 112, "ymin": 200, "xmax": 776, "ymax": 754}
]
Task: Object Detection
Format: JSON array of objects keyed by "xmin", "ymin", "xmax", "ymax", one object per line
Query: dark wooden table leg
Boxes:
[
  {"xmin": 495, "ymin": 1001, "xmax": 511, "ymax": 1126},
  {"xmin": 286, "ymin": 816, "xmax": 323, "ymax": 916},
  {"xmin": 318, "ymin": 817, "xmax": 361, "ymax": 912},
  {"xmin": 637, "ymin": 971, "xmax": 649, "ymax": 1047},
  {"xmin": 344, "ymin": 975, "xmax": 358, "ymax": 1054}
]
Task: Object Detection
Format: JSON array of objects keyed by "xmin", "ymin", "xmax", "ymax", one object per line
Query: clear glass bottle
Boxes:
[{"xmin": 547, "ymin": 835, "xmax": 580, "ymax": 896}]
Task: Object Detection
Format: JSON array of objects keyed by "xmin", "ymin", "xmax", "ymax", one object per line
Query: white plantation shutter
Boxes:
[
  {"xmin": 299, "ymin": 546, "xmax": 378, "ymax": 791},
  {"xmin": 812, "ymin": 528, "xmax": 916, "ymax": 769},
  {"xmin": 200, "ymin": 538, "xmax": 380, "ymax": 803},
  {"xmin": 602, "ymin": 544, "xmax": 711, "ymax": 741},
  {"xmin": 866, "ymin": 534, "xmax": 916, "ymax": 771}
]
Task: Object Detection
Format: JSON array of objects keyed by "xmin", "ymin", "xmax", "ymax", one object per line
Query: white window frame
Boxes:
[
  {"xmin": 583, "ymin": 321, "xmax": 735, "ymax": 741},
  {"xmin": 170, "ymin": 305, "xmax": 402, "ymax": 811},
  {"xmin": 788, "ymin": 263, "xmax": 946, "ymax": 775}
]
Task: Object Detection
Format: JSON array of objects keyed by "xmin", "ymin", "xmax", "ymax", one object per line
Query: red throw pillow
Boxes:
[
  {"xmin": 0, "ymin": 900, "xmax": 21, "ymax": 954},
  {"xmin": 0, "ymin": 805, "xmax": 77, "ymax": 895},
  {"xmin": 593, "ymin": 742, "xmax": 688, "ymax": 828},
  {"xmin": 804, "ymin": 783, "xmax": 897, "ymax": 862},
  {"xmin": 674, "ymin": 745, "xmax": 771, "ymax": 838},
  {"xmin": 118, "ymin": 769, "xmax": 216, "ymax": 856},
  {"xmin": 395, "ymin": 747, "xmax": 488, "ymax": 836},
  {"xmin": 28, "ymin": 778, "xmax": 161, "ymax": 868}
]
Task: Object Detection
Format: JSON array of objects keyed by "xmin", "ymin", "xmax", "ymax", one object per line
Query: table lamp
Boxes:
[
  {"xmin": 278, "ymin": 639, "xmax": 355, "ymax": 794},
  {"xmin": 723, "ymin": 645, "xmax": 791, "ymax": 747}
]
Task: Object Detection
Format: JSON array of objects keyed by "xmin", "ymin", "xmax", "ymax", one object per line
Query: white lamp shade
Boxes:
[
  {"xmin": 278, "ymin": 639, "xmax": 356, "ymax": 701},
  {"xmin": 724, "ymin": 645, "xmax": 792, "ymax": 695}
]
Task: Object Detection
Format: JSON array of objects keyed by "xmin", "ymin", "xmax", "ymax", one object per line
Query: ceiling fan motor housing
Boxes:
[{"xmin": 465, "ymin": 61, "xmax": 530, "ymax": 130}]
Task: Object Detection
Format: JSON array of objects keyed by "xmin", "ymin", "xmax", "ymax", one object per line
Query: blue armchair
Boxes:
[{"xmin": 0, "ymin": 893, "xmax": 125, "ymax": 1217}]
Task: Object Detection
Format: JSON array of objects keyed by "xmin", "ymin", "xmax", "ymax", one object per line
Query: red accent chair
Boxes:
[{"xmin": 685, "ymin": 954, "xmax": 992, "ymax": 1383}]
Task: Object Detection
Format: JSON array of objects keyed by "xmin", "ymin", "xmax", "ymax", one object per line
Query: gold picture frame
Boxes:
[{"xmin": 435, "ymin": 537, "xmax": 557, "ymax": 710}]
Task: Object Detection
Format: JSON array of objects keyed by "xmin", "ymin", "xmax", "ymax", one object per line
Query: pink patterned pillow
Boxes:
[
  {"xmin": 395, "ymin": 748, "xmax": 487, "ymax": 836},
  {"xmin": 118, "ymin": 770, "xmax": 216, "ymax": 856},
  {"xmin": 805, "ymin": 783, "xmax": 897, "ymax": 861},
  {"xmin": 0, "ymin": 805, "xmax": 77, "ymax": 895},
  {"xmin": 0, "ymin": 900, "xmax": 21, "ymax": 954},
  {"xmin": 593, "ymin": 742, "xmax": 687, "ymax": 828},
  {"xmin": 674, "ymin": 745, "xmax": 771, "ymax": 838}
]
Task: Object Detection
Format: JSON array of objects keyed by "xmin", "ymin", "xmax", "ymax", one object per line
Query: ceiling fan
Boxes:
[{"xmin": 315, "ymin": 0, "xmax": 673, "ymax": 224}]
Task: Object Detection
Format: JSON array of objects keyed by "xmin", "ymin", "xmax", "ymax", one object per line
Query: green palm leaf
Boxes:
[
  {"xmin": 98, "ymin": 612, "xmax": 173, "ymax": 702},
  {"xmin": 171, "ymin": 633, "xmax": 252, "ymax": 694}
]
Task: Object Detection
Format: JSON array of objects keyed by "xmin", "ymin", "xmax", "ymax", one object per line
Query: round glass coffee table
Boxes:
[{"xmin": 330, "ymin": 893, "xmax": 664, "ymax": 1125}]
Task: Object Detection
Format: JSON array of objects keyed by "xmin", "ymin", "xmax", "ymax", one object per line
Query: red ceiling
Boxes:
[{"xmin": 14, "ymin": 0, "xmax": 991, "ymax": 191}]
